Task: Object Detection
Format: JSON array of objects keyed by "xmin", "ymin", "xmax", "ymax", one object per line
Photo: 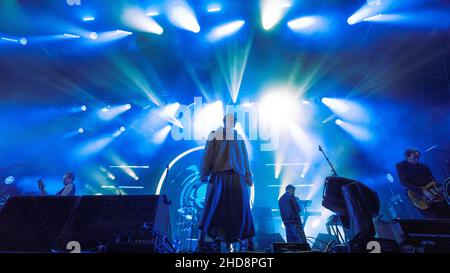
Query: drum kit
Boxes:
[{"xmin": 175, "ymin": 179, "xmax": 208, "ymax": 252}]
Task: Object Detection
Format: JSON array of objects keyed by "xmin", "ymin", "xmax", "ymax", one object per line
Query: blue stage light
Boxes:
[
  {"xmin": 19, "ymin": 37, "xmax": 27, "ymax": 45},
  {"xmin": 122, "ymin": 7, "xmax": 164, "ymax": 35},
  {"xmin": 261, "ymin": 0, "xmax": 292, "ymax": 30},
  {"xmin": 168, "ymin": 0, "xmax": 200, "ymax": 33},
  {"xmin": 207, "ymin": 3, "xmax": 222, "ymax": 13},
  {"xmin": 207, "ymin": 20, "xmax": 245, "ymax": 42},
  {"xmin": 81, "ymin": 105, "xmax": 87, "ymax": 111},
  {"xmin": 78, "ymin": 128, "xmax": 84, "ymax": 134},
  {"xmin": 82, "ymin": 16, "xmax": 95, "ymax": 22},
  {"xmin": 287, "ymin": 16, "xmax": 328, "ymax": 34},
  {"xmin": 89, "ymin": 32, "xmax": 98, "ymax": 40}
]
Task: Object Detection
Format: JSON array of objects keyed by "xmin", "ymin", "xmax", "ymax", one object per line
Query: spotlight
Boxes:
[
  {"xmin": 19, "ymin": 37, "xmax": 27, "ymax": 45},
  {"xmin": 4, "ymin": 176, "xmax": 14, "ymax": 185},
  {"xmin": 168, "ymin": 0, "xmax": 200, "ymax": 33},
  {"xmin": 81, "ymin": 105, "xmax": 87, "ymax": 111},
  {"xmin": 125, "ymin": 103, "xmax": 132, "ymax": 110},
  {"xmin": 260, "ymin": 90, "xmax": 298, "ymax": 124},
  {"xmin": 78, "ymin": 128, "xmax": 85, "ymax": 134},
  {"xmin": 335, "ymin": 119, "xmax": 343, "ymax": 125},
  {"xmin": 321, "ymin": 98, "xmax": 349, "ymax": 113},
  {"xmin": 120, "ymin": 126, "xmax": 126, "ymax": 132},
  {"xmin": 207, "ymin": 20, "xmax": 245, "ymax": 42},
  {"xmin": 122, "ymin": 7, "xmax": 164, "ymax": 35},
  {"xmin": 83, "ymin": 16, "xmax": 96, "ymax": 21},
  {"xmin": 287, "ymin": 16, "xmax": 327, "ymax": 34},
  {"xmin": 89, "ymin": 32, "xmax": 98, "ymax": 40},
  {"xmin": 64, "ymin": 33, "xmax": 81, "ymax": 39},
  {"xmin": 207, "ymin": 3, "xmax": 222, "ymax": 13},
  {"xmin": 116, "ymin": 29, "xmax": 133, "ymax": 35},
  {"xmin": 261, "ymin": 0, "xmax": 292, "ymax": 30},
  {"xmin": 146, "ymin": 10, "xmax": 160, "ymax": 16}
]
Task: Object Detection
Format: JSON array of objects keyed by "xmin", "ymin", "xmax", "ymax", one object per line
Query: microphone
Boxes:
[{"xmin": 425, "ymin": 145, "xmax": 438, "ymax": 153}]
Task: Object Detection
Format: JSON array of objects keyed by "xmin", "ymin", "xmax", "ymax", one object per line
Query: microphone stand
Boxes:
[{"xmin": 319, "ymin": 145, "xmax": 338, "ymax": 177}]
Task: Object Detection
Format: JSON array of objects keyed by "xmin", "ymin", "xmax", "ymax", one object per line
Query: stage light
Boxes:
[
  {"xmin": 82, "ymin": 16, "xmax": 95, "ymax": 21},
  {"xmin": 1, "ymin": 37, "xmax": 18, "ymax": 43},
  {"xmin": 115, "ymin": 29, "xmax": 133, "ymax": 35},
  {"xmin": 122, "ymin": 7, "xmax": 164, "ymax": 35},
  {"xmin": 160, "ymin": 102, "xmax": 183, "ymax": 128},
  {"xmin": 113, "ymin": 127, "xmax": 125, "ymax": 138},
  {"xmin": 4, "ymin": 176, "xmax": 14, "ymax": 185},
  {"xmin": 287, "ymin": 16, "xmax": 328, "ymax": 34},
  {"xmin": 81, "ymin": 105, "xmax": 87, "ymax": 111},
  {"xmin": 89, "ymin": 32, "xmax": 98, "ymax": 40},
  {"xmin": 78, "ymin": 128, "xmax": 84, "ymax": 134},
  {"xmin": 261, "ymin": 0, "xmax": 292, "ymax": 30},
  {"xmin": 288, "ymin": 17, "xmax": 316, "ymax": 30},
  {"xmin": 207, "ymin": 20, "xmax": 245, "ymax": 42},
  {"xmin": 322, "ymin": 98, "xmax": 369, "ymax": 124},
  {"xmin": 363, "ymin": 14, "xmax": 382, "ymax": 22},
  {"xmin": 322, "ymin": 98, "xmax": 349, "ymax": 113},
  {"xmin": 347, "ymin": 1, "xmax": 385, "ymax": 25},
  {"xmin": 63, "ymin": 33, "xmax": 81, "ymax": 39},
  {"xmin": 335, "ymin": 119, "xmax": 343, "ymax": 125},
  {"xmin": 260, "ymin": 89, "xmax": 298, "ymax": 125},
  {"xmin": 98, "ymin": 104, "xmax": 132, "ymax": 121},
  {"xmin": 19, "ymin": 37, "xmax": 27, "ymax": 45},
  {"xmin": 207, "ymin": 3, "xmax": 222, "ymax": 13},
  {"xmin": 167, "ymin": 0, "xmax": 200, "ymax": 33},
  {"xmin": 146, "ymin": 9, "xmax": 160, "ymax": 16}
]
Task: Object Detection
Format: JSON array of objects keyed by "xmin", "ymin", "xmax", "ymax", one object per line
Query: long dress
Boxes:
[{"xmin": 198, "ymin": 128, "xmax": 255, "ymax": 243}]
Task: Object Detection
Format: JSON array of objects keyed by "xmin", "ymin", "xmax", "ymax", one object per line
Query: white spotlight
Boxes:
[
  {"xmin": 78, "ymin": 128, "xmax": 85, "ymax": 134},
  {"xmin": 122, "ymin": 7, "xmax": 163, "ymax": 35},
  {"xmin": 207, "ymin": 3, "xmax": 222, "ymax": 13},
  {"xmin": 81, "ymin": 105, "xmax": 87, "ymax": 111},
  {"xmin": 207, "ymin": 20, "xmax": 245, "ymax": 42},
  {"xmin": 90, "ymin": 32, "xmax": 98, "ymax": 40},
  {"xmin": 168, "ymin": 0, "xmax": 201, "ymax": 33},
  {"xmin": 261, "ymin": 0, "xmax": 292, "ymax": 30},
  {"xmin": 19, "ymin": 37, "xmax": 27, "ymax": 45}
]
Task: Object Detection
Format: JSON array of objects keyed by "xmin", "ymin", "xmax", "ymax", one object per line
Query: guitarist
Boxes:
[
  {"xmin": 39, "ymin": 172, "xmax": 76, "ymax": 196},
  {"xmin": 396, "ymin": 148, "xmax": 450, "ymax": 219}
]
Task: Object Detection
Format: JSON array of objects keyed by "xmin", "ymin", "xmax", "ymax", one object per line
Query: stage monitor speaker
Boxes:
[
  {"xmin": 0, "ymin": 196, "xmax": 79, "ymax": 252},
  {"xmin": 57, "ymin": 195, "xmax": 171, "ymax": 251}
]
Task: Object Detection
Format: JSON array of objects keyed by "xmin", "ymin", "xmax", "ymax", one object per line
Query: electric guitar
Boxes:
[{"xmin": 407, "ymin": 181, "xmax": 445, "ymax": 210}]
